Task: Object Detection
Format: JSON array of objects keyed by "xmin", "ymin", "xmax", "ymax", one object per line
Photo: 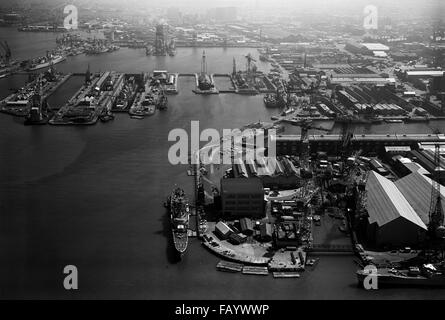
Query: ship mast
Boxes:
[
  {"xmin": 201, "ymin": 50, "xmax": 207, "ymax": 76},
  {"xmin": 232, "ymin": 57, "xmax": 236, "ymax": 76}
]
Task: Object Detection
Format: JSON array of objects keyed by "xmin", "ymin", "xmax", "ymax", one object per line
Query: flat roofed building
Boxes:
[
  {"xmin": 345, "ymin": 42, "xmax": 389, "ymax": 56},
  {"xmin": 272, "ymin": 134, "xmax": 445, "ymax": 156},
  {"xmin": 221, "ymin": 178, "xmax": 265, "ymax": 218},
  {"xmin": 385, "ymin": 146, "xmax": 412, "ymax": 153},
  {"xmin": 362, "ymin": 43, "xmax": 390, "ymax": 51},
  {"xmin": 239, "ymin": 217, "xmax": 254, "ymax": 235},
  {"xmin": 406, "ymin": 70, "xmax": 444, "ymax": 77}
]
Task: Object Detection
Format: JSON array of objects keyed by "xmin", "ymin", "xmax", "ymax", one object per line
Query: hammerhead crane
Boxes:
[
  {"xmin": 338, "ymin": 116, "xmax": 355, "ymax": 164},
  {"xmin": 245, "ymin": 53, "xmax": 256, "ymax": 75},
  {"xmin": 284, "ymin": 118, "xmax": 331, "ymax": 177}
]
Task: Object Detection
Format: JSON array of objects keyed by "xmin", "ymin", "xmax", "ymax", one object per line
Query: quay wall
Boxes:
[{"xmin": 272, "ymin": 134, "xmax": 445, "ymax": 156}]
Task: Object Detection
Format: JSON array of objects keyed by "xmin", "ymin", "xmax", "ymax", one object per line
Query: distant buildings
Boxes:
[
  {"xmin": 345, "ymin": 42, "xmax": 390, "ymax": 58},
  {"xmin": 273, "ymin": 133, "xmax": 445, "ymax": 156},
  {"xmin": 166, "ymin": 7, "xmax": 182, "ymax": 25},
  {"xmin": 336, "ymin": 86, "xmax": 407, "ymax": 116},
  {"xmin": 327, "ymin": 64, "xmax": 395, "ymax": 86},
  {"xmin": 397, "ymin": 66, "xmax": 445, "ymax": 93},
  {"xmin": 206, "ymin": 7, "xmax": 238, "ymax": 22},
  {"xmin": 1, "ymin": 13, "xmax": 21, "ymax": 25},
  {"xmin": 154, "ymin": 24, "xmax": 168, "ymax": 56},
  {"xmin": 221, "ymin": 178, "xmax": 265, "ymax": 218}
]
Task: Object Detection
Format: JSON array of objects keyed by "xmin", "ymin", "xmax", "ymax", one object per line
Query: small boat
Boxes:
[
  {"xmin": 99, "ymin": 113, "xmax": 115, "ymax": 122},
  {"xmin": 384, "ymin": 119, "xmax": 403, "ymax": 123},
  {"xmin": 27, "ymin": 54, "xmax": 66, "ymax": 71}
]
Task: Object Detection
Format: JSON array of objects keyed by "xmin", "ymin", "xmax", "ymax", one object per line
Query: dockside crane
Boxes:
[
  {"xmin": 428, "ymin": 144, "xmax": 445, "ymax": 242},
  {"xmin": 286, "ymin": 118, "xmax": 331, "ymax": 178},
  {"xmin": 245, "ymin": 53, "xmax": 256, "ymax": 76},
  {"xmin": 338, "ymin": 116, "xmax": 355, "ymax": 167}
]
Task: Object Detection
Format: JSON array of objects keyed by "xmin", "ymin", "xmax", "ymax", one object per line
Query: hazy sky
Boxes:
[{"xmin": 2, "ymin": 0, "xmax": 444, "ymax": 20}]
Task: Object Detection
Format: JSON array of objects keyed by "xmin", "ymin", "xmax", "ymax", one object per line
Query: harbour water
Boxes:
[{"xmin": 1, "ymin": 28, "xmax": 445, "ymax": 299}]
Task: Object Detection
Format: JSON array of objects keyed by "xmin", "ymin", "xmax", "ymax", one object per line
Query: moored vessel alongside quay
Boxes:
[
  {"xmin": 357, "ymin": 263, "xmax": 445, "ymax": 288},
  {"xmin": 27, "ymin": 54, "xmax": 66, "ymax": 71},
  {"xmin": 49, "ymin": 71, "xmax": 124, "ymax": 125},
  {"xmin": 166, "ymin": 188, "xmax": 190, "ymax": 257},
  {"xmin": 129, "ymin": 76, "xmax": 156, "ymax": 117},
  {"xmin": 112, "ymin": 75, "xmax": 138, "ymax": 112},
  {"xmin": 0, "ymin": 70, "xmax": 70, "ymax": 117}
]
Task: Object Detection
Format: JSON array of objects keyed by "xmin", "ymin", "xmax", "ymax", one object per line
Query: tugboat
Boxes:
[{"xmin": 167, "ymin": 187, "xmax": 190, "ymax": 257}]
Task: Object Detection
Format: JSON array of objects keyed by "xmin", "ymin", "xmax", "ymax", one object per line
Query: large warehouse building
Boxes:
[
  {"xmin": 365, "ymin": 169, "xmax": 445, "ymax": 247},
  {"xmin": 365, "ymin": 171, "xmax": 428, "ymax": 247},
  {"xmin": 395, "ymin": 171, "xmax": 445, "ymax": 225}
]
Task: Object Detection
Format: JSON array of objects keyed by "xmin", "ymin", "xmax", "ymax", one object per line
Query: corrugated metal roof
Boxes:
[
  {"xmin": 215, "ymin": 221, "xmax": 232, "ymax": 235},
  {"xmin": 406, "ymin": 70, "xmax": 444, "ymax": 77},
  {"xmin": 366, "ymin": 171, "xmax": 427, "ymax": 229},
  {"xmin": 402, "ymin": 162, "xmax": 430, "ymax": 175},
  {"xmin": 395, "ymin": 172, "xmax": 445, "ymax": 226},
  {"xmin": 363, "ymin": 43, "xmax": 390, "ymax": 51},
  {"xmin": 221, "ymin": 178, "xmax": 263, "ymax": 194}
]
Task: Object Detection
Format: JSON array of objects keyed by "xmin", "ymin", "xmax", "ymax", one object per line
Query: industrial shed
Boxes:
[
  {"xmin": 214, "ymin": 221, "xmax": 233, "ymax": 240},
  {"xmin": 259, "ymin": 223, "xmax": 273, "ymax": 242},
  {"xmin": 365, "ymin": 171, "xmax": 427, "ymax": 247},
  {"xmin": 239, "ymin": 217, "xmax": 254, "ymax": 235},
  {"xmin": 395, "ymin": 172, "xmax": 445, "ymax": 226}
]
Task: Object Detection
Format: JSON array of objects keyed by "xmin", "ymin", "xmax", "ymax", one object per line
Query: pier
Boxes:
[
  {"xmin": 42, "ymin": 73, "xmax": 72, "ymax": 100},
  {"xmin": 0, "ymin": 73, "xmax": 73, "ymax": 117}
]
